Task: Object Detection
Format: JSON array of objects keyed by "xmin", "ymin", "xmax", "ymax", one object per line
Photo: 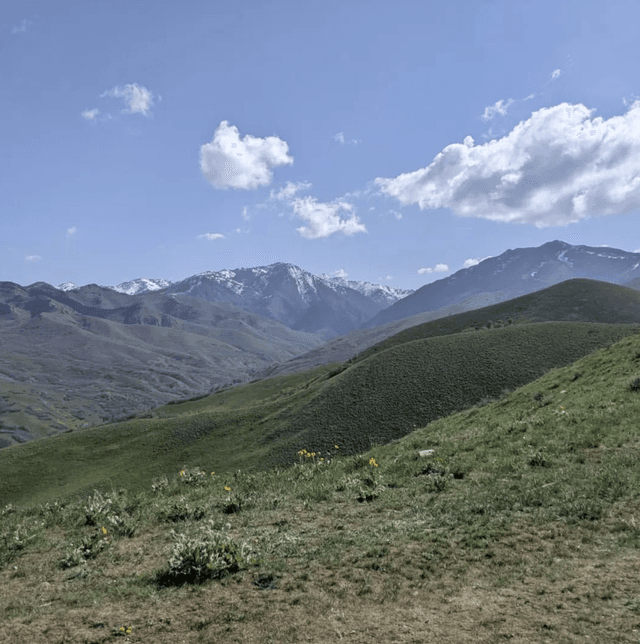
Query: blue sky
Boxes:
[{"xmin": 3, "ymin": 0, "xmax": 640, "ymax": 291}]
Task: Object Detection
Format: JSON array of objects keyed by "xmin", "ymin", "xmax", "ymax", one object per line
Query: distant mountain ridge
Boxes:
[
  {"xmin": 363, "ymin": 240, "xmax": 640, "ymax": 328},
  {"xmin": 59, "ymin": 263, "xmax": 414, "ymax": 339}
]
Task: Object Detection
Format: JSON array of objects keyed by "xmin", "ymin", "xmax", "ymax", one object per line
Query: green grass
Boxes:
[
  {"xmin": 354, "ymin": 278, "xmax": 640, "ymax": 364},
  {"xmin": 1, "ymin": 322, "xmax": 638, "ymax": 508},
  {"xmin": 2, "ymin": 330, "xmax": 640, "ymax": 642}
]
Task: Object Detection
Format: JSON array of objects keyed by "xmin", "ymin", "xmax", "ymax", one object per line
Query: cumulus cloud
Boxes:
[
  {"xmin": 418, "ymin": 263, "xmax": 449, "ymax": 275},
  {"xmin": 81, "ymin": 109, "xmax": 100, "ymax": 121},
  {"xmin": 270, "ymin": 181, "xmax": 312, "ymax": 201},
  {"xmin": 200, "ymin": 121, "xmax": 293, "ymax": 190},
  {"xmin": 332, "ymin": 268, "xmax": 348, "ymax": 278},
  {"xmin": 66, "ymin": 226, "xmax": 77, "ymax": 237},
  {"xmin": 481, "ymin": 98, "xmax": 514, "ymax": 121},
  {"xmin": 375, "ymin": 101, "xmax": 640, "ymax": 228},
  {"xmin": 292, "ymin": 196, "xmax": 367, "ymax": 239},
  {"xmin": 25, "ymin": 255, "xmax": 41, "ymax": 262},
  {"xmin": 551, "ymin": 69, "xmax": 562, "ymax": 80},
  {"xmin": 197, "ymin": 233, "xmax": 225, "ymax": 240},
  {"xmin": 463, "ymin": 255, "xmax": 492, "ymax": 268},
  {"xmin": 101, "ymin": 83, "xmax": 155, "ymax": 116}
]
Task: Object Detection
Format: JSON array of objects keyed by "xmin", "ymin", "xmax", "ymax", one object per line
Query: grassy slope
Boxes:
[
  {"xmin": 353, "ymin": 278, "xmax": 640, "ymax": 364},
  {"xmin": 264, "ymin": 321, "xmax": 640, "ymax": 466},
  {"xmin": 1, "ymin": 325, "xmax": 640, "ymax": 642},
  {"xmin": 1, "ymin": 322, "xmax": 638, "ymax": 507}
]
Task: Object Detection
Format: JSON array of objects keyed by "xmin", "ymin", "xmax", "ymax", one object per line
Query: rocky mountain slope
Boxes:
[
  {"xmin": 60, "ymin": 264, "xmax": 414, "ymax": 339},
  {"xmin": 0, "ymin": 281, "xmax": 324, "ymax": 447},
  {"xmin": 363, "ymin": 240, "xmax": 640, "ymax": 328}
]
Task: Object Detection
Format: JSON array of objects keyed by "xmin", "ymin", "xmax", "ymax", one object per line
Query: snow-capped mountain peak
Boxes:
[
  {"xmin": 108, "ymin": 277, "xmax": 173, "ymax": 296},
  {"xmin": 320, "ymin": 274, "xmax": 415, "ymax": 307},
  {"xmin": 57, "ymin": 281, "xmax": 79, "ymax": 292}
]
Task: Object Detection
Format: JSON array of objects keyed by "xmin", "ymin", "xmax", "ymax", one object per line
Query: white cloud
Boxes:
[
  {"xmin": 634, "ymin": 248, "xmax": 640, "ymax": 253},
  {"xmin": 375, "ymin": 100, "xmax": 640, "ymax": 228},
  {"xmin": 481, "ymin": 98, "xmax": 514, "ymax": 121},
  {"xmin": 81, "ymin": 109, "xmax": 100, "ymax": 121},
  {"xmin": 292, "ymin": 196, "xmax": 367, "ymax": 239},
  {"xmin": 66, "ymin": 226, "xmax": 77, "ymax": 237},
  {"xmin": 197, "ymin": 233, "xmax": 225, "ymax": 240},
  {"xmin": 11, "ymin": 19, "xmax": 30, "ymax": 34},
  {"xmin": 418, "ymin": 263, "xmax": 449, "ymax": 275},
  {"xmin": 101, "ymin": 83, "xmax": 155, "ymax": 116},
  {"xmin": 551, "ymin": 69, "xmax": 562, "ymax": 80},
  {"xmin": 25, "ymin": 255, "xmax": 41, "ymax": 262},
  {"xmin": 463, "ymin": 255, "xmax": 492, "ymax": 268},
  {"xmin": 332, "ymin": 131, "xmax": 359, "ymax": 145},
  {"xmin": 270, "ymin": 181, "xmax": 312, "ymax": 201},
  {"xmin": 200, "ymin": 121, "xmax": 293, "ymax": 191}
]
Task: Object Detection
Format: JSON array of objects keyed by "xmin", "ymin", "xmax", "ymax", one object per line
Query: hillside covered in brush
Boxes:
[
  {"xmin": 2, "ymin": 317, "xmax": 640, "ymax": 643},
  {"xmin": 2, "ymin": 318, "xmax": 638, "ymax": 507},
  {"xmin": 257, "ymin": 278, "xmax": 640, "ymax": 378}
]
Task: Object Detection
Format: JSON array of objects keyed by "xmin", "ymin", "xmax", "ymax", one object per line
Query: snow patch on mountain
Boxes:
[
  {"xmin": 321, "ymin": 275, "xmax": 414, "ymax": 306},
  {"xmin": 57, "ymin": 281, "xmax": 79, "ymax": 291},
  {"xmin": 109, "ymin": 277, "xmax": 173, "ymax": 295}
]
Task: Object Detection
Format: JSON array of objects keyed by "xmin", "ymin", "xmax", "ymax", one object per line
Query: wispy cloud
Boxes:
[
  {"xmin": 197, "ymin": 233, "xmax": 225, "ymax": 240},
  {"xmin": 418, "ymin": 263, "xmax": 449, "ymax": 275},
  {"xmin": 332, "ymin": 131, "xmax": 359, "ymax": 145},
  {"xmin": 66, "ymin": 226, "xmax": 77, "ymax": 237},
  {"xmin": 11, "ymin": 19, "xmax": 30, "ymax": 34},
  {"xmin": 375, "ymin": 100, "xmax": 640, "ymax": 228},
  {"xmin": 25, "ymin": 254, "xmax": 41, "ymax": 262},
  {"xmin": 270, "ymin": 181, "xmax": 312, "ymax": 201},
  {"xmin": 481, "ymin": 98, "xmax": 514, "ymax": 121},
  {"xmin": 551, "ymin": 68, "xmax": 562, "ymax": 80},
  {"xmin": 200, "ymin": 121, "xmax": 293, "ymax": 190},
  {"xmin": 292, "ymin": 196, "xmax": 366, "ymax": 239},
  {"xmin": 81, "ymin": 109, "xmax": 101, "ymax": 121},
  {"xmin": 100, "ymin": 83, "xmax": 156, "ymax": 116}
]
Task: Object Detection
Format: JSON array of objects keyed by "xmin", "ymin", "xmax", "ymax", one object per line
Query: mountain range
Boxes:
[
  {"xmin": 3, "ymin": 240, "xmax": 640, "ymax": 447},
  {"xmin": 363, "ymin": 240, "xmax": 640, "ymax": 328},
  {"xmin": 59, "ymin": 264, "xmax": 413, "ymax": 336}
]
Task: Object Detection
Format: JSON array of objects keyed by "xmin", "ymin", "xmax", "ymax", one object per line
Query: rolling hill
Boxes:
[
  {"xmin": 1, "ymin": 318, "xmax": 638, "ymax": 507},
  {"xmin": 258, "ymin": 278, "xmax": 640, "ymax": 378},
  {"xmin": 2, "ymin": 310, "xmax": 640, "ymax": 643}
]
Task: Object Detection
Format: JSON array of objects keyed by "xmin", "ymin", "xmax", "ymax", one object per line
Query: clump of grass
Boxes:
[
  {"xmin": 156, "ymin": 519, "xmax": 260, "ymax": 586},
  {"xmin": 154, "ymin": 497, "xmax": 207, "ymax": 523},
  {"xmin": 629, "ymin": 376, "xmax": 640, "ymax": 392},
  {"xmin": 60, "ymin": 528, "xmax": 110, "ymax": 569}
]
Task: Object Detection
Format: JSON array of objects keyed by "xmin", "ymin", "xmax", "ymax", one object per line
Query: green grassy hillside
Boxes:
[
  {"xmin": 2, "ymin": 321, "xmax": 640, "ymax": 642},
  {"xmin": 2, "ymin": 321, "xmax": 638, "ymax": 507},
  {"xmin": 353, "ymin": 278, "xmax": 640, "ymax": 364},
  {"xmin": 264, "ymin": 321, "xmax": 640, "ymax": 465}
]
